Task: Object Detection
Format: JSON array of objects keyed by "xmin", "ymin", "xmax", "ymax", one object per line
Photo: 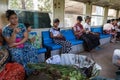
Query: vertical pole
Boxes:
[
  {"xmin": 116, "ymin": 10, "xmax": 119, "ymax": 18},
  {"xmin": 53, "ymin": 0, "xmax": 65, "ymax": 27},
  {"xmin": 103, "ymin": 7, "xmax": 109, "ymax": 24},
  {"xmin": 85, "ymin": 2, "xmax": 92, "ymax": 16},
  {"xmin": 0, "ymin": 0, "xmax": 8, "ymax": 25}
]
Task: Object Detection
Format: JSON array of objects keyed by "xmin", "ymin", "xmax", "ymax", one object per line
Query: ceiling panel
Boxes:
[{"xmin": 71, "ymin": 0, "xmax": 120, "ymax": 9}]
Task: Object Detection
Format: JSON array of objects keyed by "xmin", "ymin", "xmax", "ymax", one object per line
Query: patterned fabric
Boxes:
[
  {"xmin": 15, "ymin": 38, "xmax": 24, "ymax": 48},
  {"xmin": 53, "ymin": 39, "xmax": 71, "ymax": 53},
  {"xmin": 0, "ymin": 48, "xmax": 9, "ymax": 66},
  {"xmin": 2, "ymin": 23, "xmax": 38, "ymax": 75},
  {"xmin": 50, "ymin": 28, "xmax": 61, "ymax": 37},
  {"xmin": 0, "ymin": 62, "xmax": 25, "ymax": 80},
  {"xmin": 73, "ymin": 23, "xmax": 84, "ymax": 38},
  {"xmin": 0, "ymin": 29, "xmax": 3, "ymax": 46},
  {"xmin": 2, "ymin": 23, "xmax": 26, "ymax": 39},
  {"xmin": 49, "ymin": 27, "xmax": 71, "ymax": 53},
  {"xmin": 29, "ymin": 34, "xmax": 42, "ymax": 48},
  {"xmin": 84, "ymin": 23, "xmax": 91, "ymax": 32}
]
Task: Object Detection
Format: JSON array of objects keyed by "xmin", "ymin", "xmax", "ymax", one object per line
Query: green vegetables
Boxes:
[{"xmin": 27, "ymin": 63, "xmax": 86, "ymax": 80}]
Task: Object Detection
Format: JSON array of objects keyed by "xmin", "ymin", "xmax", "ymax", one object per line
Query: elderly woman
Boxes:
[
  {"xmin": 2, "ymin": 10, "xmax": 38, "ymax": 75},
  {"xmin": 50, "ymin": 18, "xmax": 72, "ymax": 54}
]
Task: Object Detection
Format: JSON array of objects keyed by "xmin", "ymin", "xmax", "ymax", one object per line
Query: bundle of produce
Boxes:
[{"xmin": 27, "ymin": 63, "xmax": 86, "ymax": 80}]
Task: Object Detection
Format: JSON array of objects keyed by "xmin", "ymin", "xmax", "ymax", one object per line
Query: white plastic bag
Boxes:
[
  {"xmin": 46, "ymin": 55, "xmax": 61, "ymax": 64},
  {"xmin": 74, "ymin": 55, "xmax": 94, "ymax": 68},
  {"xmin": 113, "ymin": 49, "xmax": 120, "ymax": 66},
  {"xmin": 60, "ymin": 54, "xmax": 75, "ymax": 65}
]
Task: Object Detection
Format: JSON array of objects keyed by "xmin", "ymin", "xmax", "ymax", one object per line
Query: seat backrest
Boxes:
[
  {"xmin": 42, "ymin": 31, "xmax": 53, "ymax": 44},
  {"xmin": 29, "ymin": 32, "xmax": 37, "ymax": 36},
  {"xmin": 61, "ymin": 29, "xmax": 76, "ymax": 40},
  {"xmin": 91, "ymin": 27, "xmax": 103, "ymax": 34}
]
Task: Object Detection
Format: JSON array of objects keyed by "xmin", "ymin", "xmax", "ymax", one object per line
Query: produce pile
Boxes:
[{"xmin": 27, "ymin": 63, "xmax": 86, "ymax": 80}]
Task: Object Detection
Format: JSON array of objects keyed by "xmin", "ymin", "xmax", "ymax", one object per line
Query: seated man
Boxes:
[{"xmin": 113, "ymin": 49, "xmax": 120, "ymax": 67}]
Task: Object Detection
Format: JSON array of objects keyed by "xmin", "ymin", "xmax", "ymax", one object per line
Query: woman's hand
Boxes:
[
  {"xmin": 13, "ymin": 28, "xmax": 21, "ymax": 34},
  {"xmin": 78, "ymin": 29, "xmax": 85, "ymax": 34},
  {"xmin": 57, "ymin": 34, "xmax": 63, "ymax": 38},
  {"xmin": 9, "ymin": 43, "xmax": 19, "ymax": 47},
  {"xmin": 30, "ymin": 37, "xmax": 36, "ymax": 43}
]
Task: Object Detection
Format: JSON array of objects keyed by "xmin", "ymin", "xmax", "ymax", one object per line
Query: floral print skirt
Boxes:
[{"xmin": 8, "ymin": 42, "xmax": 38, "ymax": 75}]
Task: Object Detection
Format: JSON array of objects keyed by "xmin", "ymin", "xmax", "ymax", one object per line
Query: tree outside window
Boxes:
[
  {"xmin": 9, "ymin": 0, "xmax": 53, "ymax": 12},
  {"xmin": 8, "ymin": 0, "xmax": 53, "ymax": 28}
]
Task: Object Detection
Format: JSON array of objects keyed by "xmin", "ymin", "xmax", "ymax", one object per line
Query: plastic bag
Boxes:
[{"xmin": 46, "ymin": 55, "xmax": 61, "ymax": 64}]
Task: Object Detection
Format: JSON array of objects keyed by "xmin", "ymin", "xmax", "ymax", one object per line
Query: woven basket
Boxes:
[{"xmin": 0, "ymin": 49, "xmax": 9, "ymax": 66}]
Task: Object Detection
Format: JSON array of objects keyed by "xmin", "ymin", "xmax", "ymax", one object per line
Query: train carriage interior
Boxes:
[{"xmin": 0, "ymin": 0, "xmax": 120, "ymax": 80}]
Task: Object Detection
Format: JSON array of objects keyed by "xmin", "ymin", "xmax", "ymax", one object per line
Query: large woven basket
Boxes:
[{"xmin": 0, "ymin": 49, "xmax": 9, "ymax": 66}]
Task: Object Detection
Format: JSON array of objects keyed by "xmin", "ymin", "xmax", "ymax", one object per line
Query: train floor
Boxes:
[
  {"xmin": 27, "ymin": 42, "xmax": 120, "ymax": 79},
  {"xmin": 80, "ymin": 42, "xmax": 120, "ymax": 79}
]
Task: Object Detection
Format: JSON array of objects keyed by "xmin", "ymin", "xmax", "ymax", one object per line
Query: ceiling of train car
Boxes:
[
  {"xmin": 72, "ymin": 0, "xmax": 120, "ymax": 9},
  {"xmin": 65, "ymin": 0, "xmax": 84, "ymax": 14}
]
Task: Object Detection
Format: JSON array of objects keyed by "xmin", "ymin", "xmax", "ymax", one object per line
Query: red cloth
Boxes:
[
  {"xmin": 15, "ymin": 38, "xmax": 24, "ymax": 48},
  {"xmin": 0, "ymin": 63, "xmax": 25, "ymax": 80},
  {"xmin": 73, "ymin": 23, "xmax": 84, "ymax": 38}
]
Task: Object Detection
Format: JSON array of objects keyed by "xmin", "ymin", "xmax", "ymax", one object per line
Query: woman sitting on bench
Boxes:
[
  {"xmin": 73, "ymin": 16, "xmax": 100, "ymax": 51},
  {"xmin": 50, "ymin": 18, "xmax": 72, "ymax": 54},
  {"xmin": 103, "ymin": 20, "xmax": 116, "ymax": 43},
  {"xmin": 2, "ymin": 10, "xmax": 38, "ymax": 75},
  {"xmin": 84, "ymin": 16, "xmax": 100, "ymax": 47}
]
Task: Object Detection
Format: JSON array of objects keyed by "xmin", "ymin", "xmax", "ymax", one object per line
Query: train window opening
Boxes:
[
  {"xmin": 91, "ymin": 5, "xmax": 104, "ymax": 26},
  {"xmin": 65, "ymin": 0, "xmax": 86, "ymax": 27},
  {"xmin": 8, "ymin": 0, "xmax": 53, "ymax": 28},
  {"xmin": 119, "ymin": 11, "xmax": 120, "ymax": 17},
  {"xmin": 108, "ymin": 9, "xmax": 117, "ymax": 19}
]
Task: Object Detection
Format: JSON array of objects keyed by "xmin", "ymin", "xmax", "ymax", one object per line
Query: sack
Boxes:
[
  {"xmin": 61, "ymin": 54, "xmax": 75, "ymax": 65},
  {"xmin": 46, "ymin": 55, "xmax": 61, "ymax": 64},
  {"xmin": 60, "ymin": 54, "xmax": 102, "ymax": 79},
  {"xmin": 0, "ymin": 62, "xmax": 25, "ymax": 80},
  {"xmin": 83, "ymin": 62, "xmax": 95, "ymax": 78},
  {"xmin": 74, "ymin": 55, "xmax": 101, "ymax": 79},
  {"xmin": 46, "ymin": 54, "xmax": 102, "ymax": 79}
]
